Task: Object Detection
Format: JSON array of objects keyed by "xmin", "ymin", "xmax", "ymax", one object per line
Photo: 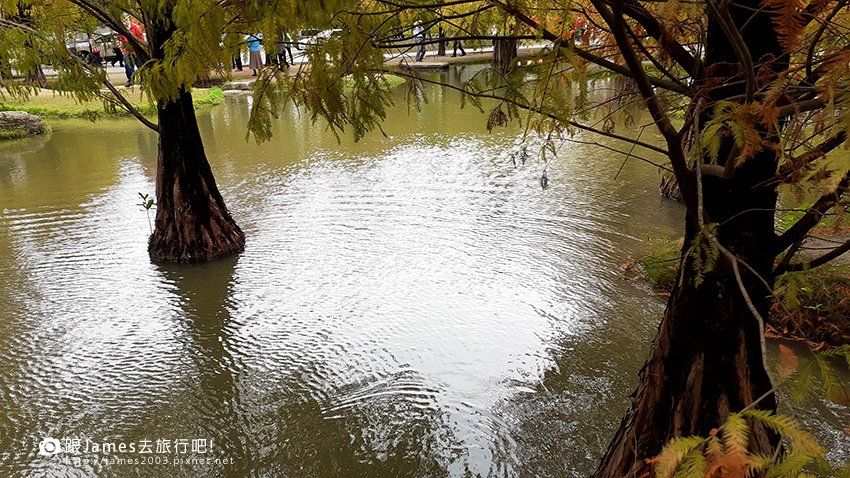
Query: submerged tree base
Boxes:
[{"xmin": 148, "ymin": 228, "xmax": 245, "ymax": 263}]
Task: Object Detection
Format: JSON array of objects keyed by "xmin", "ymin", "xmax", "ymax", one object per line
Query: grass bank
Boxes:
[
  {"xmin": 0, "ymin": 87, "xmax": 224, "ymax": 119},
  {"xmin": 629, "ymin": 234, "xmax": 850, "ymax": 346}
]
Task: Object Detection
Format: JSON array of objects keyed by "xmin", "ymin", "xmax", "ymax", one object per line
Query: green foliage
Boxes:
[
  {"xmin": 0, "ymin": 127, "xmax": 33, "ymax": 140},
  {"xmin": 634, "ymin": 235, "xmax": 682, "ymax": 291},
  {"xmin": 653, "ymin": 436, "xmax": 706, "ymax": 478},
  {"xmin": 656, "ymin": 345, "xmax": 849, "ymax": 477},
  {"xmin": 137, "ymin": 192, "xmax": 154, "ymax": 210},
  {"xmin": 248, "ymin": 10, "xmax": 397, "ymax": 143},
  {"xmin": 683, "ymin": 225, "xmax": 720, "ymax": 288},
  {"xmin": 773, "ymin": 266, "xmax": 850, "ymax": 345},
  {"xmin": 777, "ymin": 202, "xmax": 850, "ymax": 234},
  {"xmin": 138, "ymin": 192, "xmax": 154, "ymax": 232},
  {"xmin": 782, "ymin": 345, "xmax": 850, "ymax": 406},
  {"xmin": 0, "ymin": 0, "xmax": 235, "ymax": 129}
]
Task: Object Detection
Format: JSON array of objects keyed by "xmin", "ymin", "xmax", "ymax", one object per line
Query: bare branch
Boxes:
[{"xmin": 776, "ymin": 238, "xmax": 850, "ymax": 274}]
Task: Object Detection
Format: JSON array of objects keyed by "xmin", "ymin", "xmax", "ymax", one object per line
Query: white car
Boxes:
[
  {"xmin": 295, "ymin": 29, "xmax": 342, "ymax": 50},
  {"xmin": 65, "ymin": 27, "xmax": 116, "ymax": 65}
]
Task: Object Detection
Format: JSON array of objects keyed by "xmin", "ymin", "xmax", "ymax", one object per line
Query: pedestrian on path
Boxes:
[
  {"xmin": 413, "ymin": 21, "xmax": 427, "ymax": 62},
  {"xmin": 277, "ymin": 30, "xmax": 295, "ymax": 67},
  {"xmin": 111, "ymin": 43, "xmax": 123, "ymax": 67},
  {"xmin": 452, "ymin": 40, "xmax": 466, "ymax": 57},
  {"xmin": 120, "ymin": 17, "xmax": 144, "ymax": 87},
  {"xmin": 246, "ymin": 33, "xmax": 264, "ymax": 76}
]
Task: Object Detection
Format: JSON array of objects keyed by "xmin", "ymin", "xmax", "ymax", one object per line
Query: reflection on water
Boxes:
[{"xmin": 3, "ymin": 70, "xmax": 842, "ymax": 477}]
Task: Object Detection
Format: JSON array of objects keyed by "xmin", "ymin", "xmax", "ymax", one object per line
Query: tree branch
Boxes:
[
  {"xmin": 776, "ymin": 238, "xmax": 850, "ymax": 274},
  {"xmin": 591, "ymin": 0, "xmax": 695, "ymax": 213},
  {"xmin": 68, "ymin": 0, "xmax": 150, "ymax": 63},
  {"xmin": 776, "ymin": 130, "xmax": 847, "ymax": 181},
  {"xmin": 773, "ymin": 170, "xmax": 850, "ymax": 253},
  {"xmin": 487, "ymin": 0, "xmax": 691, "ymax": 95},
  {"xmin": 594, "ymin": 0, "xmax": 703, "ymax": 77},
  {"xmin": 101, "ymin": 81, "xmax": 159, "ymax": 132},
  {"xmin": 379, "ymin": 68, "xmax": 672, "ymax": 160}
]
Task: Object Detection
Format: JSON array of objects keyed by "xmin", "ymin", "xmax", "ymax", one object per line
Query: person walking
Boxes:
[
  {"xmin": 111, "ymin": 43, "xmax": 124, "ymax": 67},
  {"xmin": 120, "ymin": 17, "xmax": 144, "ymax": 87},
  {"xmin": 413, "ymin": 21, "xmax": 427, "ymax": 62},
  {"xmin": 452, "ymin": 40, "xmax": 466, "ymax": 57},
  {"xmin": 246, "ymin": 33, "xmax": 264, "ymax": 76}
]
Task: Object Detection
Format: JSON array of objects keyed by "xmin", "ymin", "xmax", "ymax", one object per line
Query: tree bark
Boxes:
[
  {"xmin": 437, "ymin": 26, "xmax": 447, "ymax": 56},
  {"xmin": 659, "ymin": 175, "xmax": 682, "ymax": 202},
  {"xmin": 145, "ymin": 6, "xmax": 245, "ymax": 263},
  {"xmin": 147, "ymin": 88, "xmax": 245, "ymax": 262}
]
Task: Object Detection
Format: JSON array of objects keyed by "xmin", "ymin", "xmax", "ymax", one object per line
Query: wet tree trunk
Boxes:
[
  {"xmin": 145, "ymin": 8, "xmax": 245, "ymax": 262},
  {"xmin": 492, "ymin": 38, "xmax": 517, "ymax": 74},
  {"xmin": 595, "ymin": 0, "xmax": 785, "ymax": 475},
  {"xmin": 659, "ymin": 175, "xmax": 682, "ymax": 202}
]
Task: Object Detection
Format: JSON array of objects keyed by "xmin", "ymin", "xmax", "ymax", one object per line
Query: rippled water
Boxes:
[{"xmin": 3, "ymin": 71, "xmax": 841, "ymax": 478}]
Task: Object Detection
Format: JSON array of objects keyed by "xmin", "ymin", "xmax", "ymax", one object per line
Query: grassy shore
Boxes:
[{"xmin": 0, "ymin": 87, "xmax": 224, "ymax": 119}]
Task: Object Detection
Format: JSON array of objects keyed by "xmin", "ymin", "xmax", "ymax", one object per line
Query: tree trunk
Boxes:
[
  {"xmin": 492, "ymin": 38, "xmax": 517, "ymax": 74},
  {"xmin": 437, "ymin": 26, "xmax": 447, "ymax": 56},
  {"xmin": 659, "ymin": 175, "xmax": 682, "ymax": 202},
  {"xmin": 143, "ymin": 6, "xmax": 245, "ymax": 263},
  {"xmin": 595, "ymin": 153, "xmax": 780, "ymax": 476},
  {"xmin": 595, "ymin": 1, "xmax": 786, "ymax": 474},
  {"xmin": 148, "ymin": 88, "xmax": 245, "ymax": 262}
]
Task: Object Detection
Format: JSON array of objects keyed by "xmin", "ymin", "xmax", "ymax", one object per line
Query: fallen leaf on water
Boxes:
[{"xmin": 778, "ymin": 344, "xmax": 799, "ymax": 378}]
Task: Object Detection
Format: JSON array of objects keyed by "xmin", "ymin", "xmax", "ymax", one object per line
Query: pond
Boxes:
[{"xmin": 0, "ymin": 68, "xmax": 844, "ymax": 477}]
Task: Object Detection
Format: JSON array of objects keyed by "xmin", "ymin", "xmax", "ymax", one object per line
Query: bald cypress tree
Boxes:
[{"xmin": 0, "ymin": 0, "xmax": 246, "ymax": 262}]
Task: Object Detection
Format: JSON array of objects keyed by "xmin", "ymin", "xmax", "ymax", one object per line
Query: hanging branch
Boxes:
[{"xmin": 68, "ymin": 0, "xmax": 151, "ymax": 63}]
